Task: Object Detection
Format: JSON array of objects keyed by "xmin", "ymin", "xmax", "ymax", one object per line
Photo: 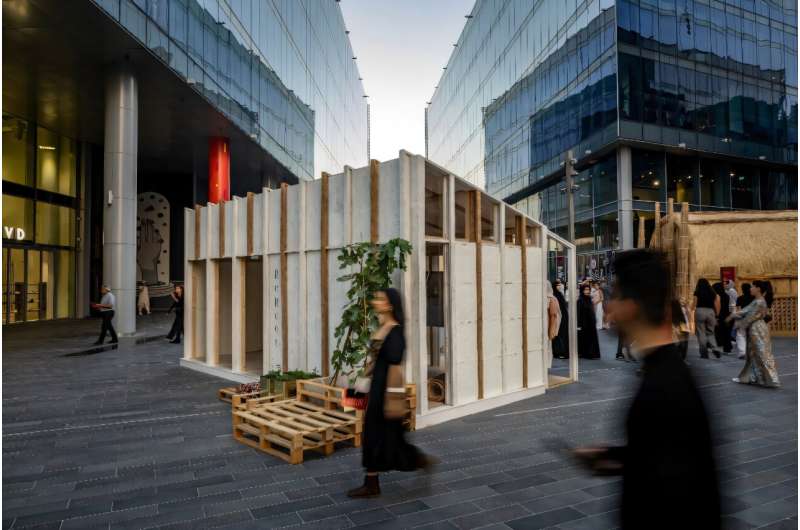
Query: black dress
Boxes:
[
  {"xmin": 604, "ymin": 344, "xmax": 720, "ymax": 529},
  {"xmin": 362, "ymin": 325, "xmax": 422, "ymax": 472},
  {"xmin": 167, "ymin": 294, "xmax": 183, "ymax": 341},
  {"xmin": 714, "ymin": 291, "xmax": 732, "ymax": 353},
  {"xmin": 578, "ymin": 294, "xmax": 600, "ymax": 359},
  {"xmin": 552, "ymin": 293, "xmax": 569, "ymax": 358}
]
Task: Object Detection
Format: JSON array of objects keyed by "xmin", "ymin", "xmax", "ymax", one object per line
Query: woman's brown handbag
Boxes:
[{"xmin": 384, "ymin": 363, "xmax": 407, "ymax": 420}]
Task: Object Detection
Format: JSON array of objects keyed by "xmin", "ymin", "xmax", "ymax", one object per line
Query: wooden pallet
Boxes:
[{"xmin": 233, "ymin": 400, "xmax": 361, "ymax": 464}]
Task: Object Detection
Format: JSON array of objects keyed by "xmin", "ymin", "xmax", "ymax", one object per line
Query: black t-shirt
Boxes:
[{"xmin": 694, "ymin": 289, "xmax": 716, "ymax": 309}]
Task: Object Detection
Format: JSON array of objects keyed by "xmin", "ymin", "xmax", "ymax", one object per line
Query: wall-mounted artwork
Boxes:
[{"xmin": 137, "ymin": 192, "xmax": 170, "ymax": 284}]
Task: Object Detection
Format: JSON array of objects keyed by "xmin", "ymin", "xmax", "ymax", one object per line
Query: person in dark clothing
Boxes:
[
  {"xmin": 347, "ymin": 288, "xmax": 433, "ymax": 498},
  {"xmin": 712, "ymin": 282, "xmax": 732, "ymax": 353},
  {"xmin": 166, "ymin": 286, "xmax": 184, "ymax": 344},
  {"xmin": 93, "ymin": 285, "xmax": 118, "ymax": 345},
  {"xmin": 574, "ymin": 249, "xmax": 720, "ymax": 530},
  {"xmin": 577, "ymin": 284, "xmax": 600, "ymax": 359},
  {"xmin": 552, "ymin": 281, "xmax": 569, "ymax": 359},
  {"xmin": 693, "ymin": 278, "xmax": 722, "ymax": 359}
]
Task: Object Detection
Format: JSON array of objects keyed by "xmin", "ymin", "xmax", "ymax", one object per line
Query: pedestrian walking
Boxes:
[
  {"xmin": 735, "ymin": 283, "xmax": 754, "ymax": 359},
  {"xmin": 577, "ymin": 284, "xmax": 600, "ymax": 359},
  {"xmin": 672, "ymin": 298, "xmax": 691, "ymax": 361},
  {"xmin": 166, "ymin": 286, "xmax": 184, "ymax": 344},
  {"xmin": 591, "ymin": 281, "xmax": 604, "ymax": 330},
  {"xmin": 93, "ymin": 285, "xmax": 118, "ymax": 345},
  {"xmin": 728, "ymin": 280, "xmax": 780, "ymax": 388},
  {"xmin": 712, "ymin": 282, "xmax": 733, "ymax": 354},
  {"xmin": 137, "ymin": 283, "xmax": 151, "ymax": 315},
  {"xmin": 546, "ymin": 281, "xmax": 562, "ymax": 369},
  {"xmin": 601, "ymin": 279, "xmax": 611, "ymax": 329},
  {"xmin": 347, "ymin": 288, "xmax": 434, "ymax": 498},
  {"xmin": 552, "ymin": 281, "xmax": 569, "ymax": 359},
  {"xmin": 725, "ymin": 280, "xmax": 738, "ymax": 314},
  {"xmin": 574, "ymin": 249, "xmax": 720, "ymax": 530},
  {"xmin": 692, "ymin": 278, "xmax": 722, "ymax": 359}
]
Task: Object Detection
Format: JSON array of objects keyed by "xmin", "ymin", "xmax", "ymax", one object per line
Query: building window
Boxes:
[
  {"xmin": 35, "ymin": 202, "xmax": 75, "ymax": 247},
  {"xmin": 36, "ymin": 126, "xmax": 77, "ymax": 197},
  {"xmin": 632, "ymin": 149, "xmax": 665, "ymax": 202},
  {"xmin": 2, "ymin": 195, "xmax": 34, "ymax": 242},
  {"xmin": 730, "ymin": 165, "xmax": 760, "ymax": 209},
  {"xmin": 699, "ymin": 159, "xmax": 732, "ymax": 209},
  {"xmin": 760, "ymin": 171, "xmax": 788, "ymax": 210},
  {"xmin": 2, "ymin": 114, "xmax": 31, "ymax": 187},
  {"xmin": 666, "ymin": 154, "xmax": 698, "ymax": 204}
]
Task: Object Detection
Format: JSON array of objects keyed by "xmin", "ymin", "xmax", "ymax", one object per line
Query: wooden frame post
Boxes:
[
  {"xmin": 194, "ymin": 205, "xmax": 202, "ymax": 259},
  {"xmin": 473, "ymin": 190, "xmax": 484, "ymax": 399},
  {"xmin": 280, "ymin": 182, "xmax": 288, "ymax": 372},
  {"xmin": 370, "ymin": 159, "xmax": 379, "ymax": 244},
  {"xmin": 246, "ymin": 192, "xmax": 254, "ymax": 255},
  {"xmin": 517, "ymin": 216, "xmax": 528, "ymax": 388},
  {"xmin": 653, "ymin": 202, "xmax": 661, "ymax": 250},
  {"xmin": 219, "ymin": 202, "xmax": 225, "ymax": 257},
  {"xmin": 320, "ymin": 172, "xmax": 330, "ymax": 377}
]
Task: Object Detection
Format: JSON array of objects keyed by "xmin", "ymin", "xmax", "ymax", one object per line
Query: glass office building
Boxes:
[
  {"xmin": 92, "ymin": 0, "xmax": 368, "ymax": 181},
  {"xmin": 426, "ymin": 0, "xmax": 797, "ymax": 275},
  {"xmin": 3, "ymin": 0, "xmax": 367, "ymax": 325}
]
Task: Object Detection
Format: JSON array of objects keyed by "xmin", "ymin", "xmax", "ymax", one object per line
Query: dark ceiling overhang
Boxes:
[{"xmin": 3, "ymin": 0, "xmax": 298, "ymax": 188}]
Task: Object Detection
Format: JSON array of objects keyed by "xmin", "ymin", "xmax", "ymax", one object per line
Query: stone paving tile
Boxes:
[
  {"xmin": 506, "ymin": 506, "xmax": 586, "ymax": 529},
  {"xmin": 3, "ymin": 328, "xmax": 797, "ymax": 529}
]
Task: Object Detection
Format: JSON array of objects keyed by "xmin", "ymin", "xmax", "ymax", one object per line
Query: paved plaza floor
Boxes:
[{"xmin": 2, "ymin": 321, "xmax": 796, "ymax": 529}]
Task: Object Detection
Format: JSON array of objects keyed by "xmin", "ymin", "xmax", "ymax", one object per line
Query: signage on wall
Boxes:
[
  {"xmin": 720, "ymin": 267, "xmax": 736, "ymax": 283},
  {"xmin": 3, "ymin": 226, "xmax": 26, "ymax": 240}
]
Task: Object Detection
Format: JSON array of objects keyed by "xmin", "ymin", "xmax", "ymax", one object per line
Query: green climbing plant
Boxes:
[{"xmin": 330, "ymin": 238, "xmax": 413, "ymax": 385}]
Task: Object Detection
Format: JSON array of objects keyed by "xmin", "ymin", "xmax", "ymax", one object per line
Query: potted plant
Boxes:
[
  {"xmin": 260, "ymin": 369, "xmax": 320, "ymax": 399},
  {"xmin": 330, "ymin": 238, "xmax": 412, "ymax": 391}
]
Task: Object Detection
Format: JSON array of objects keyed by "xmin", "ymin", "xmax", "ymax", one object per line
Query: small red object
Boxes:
[{"xmin": 342, "ymin": 394, "xmax": 369, "ymax": 410}]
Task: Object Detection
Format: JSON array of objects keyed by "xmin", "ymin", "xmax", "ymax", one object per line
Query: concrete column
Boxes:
[
  {"xmin": 103, "ymin": 66, "xmax": 138, "ymax": 335},
  {"xmin": 617, "ymin": 146, "xmax": 634, "ymax": 250}
]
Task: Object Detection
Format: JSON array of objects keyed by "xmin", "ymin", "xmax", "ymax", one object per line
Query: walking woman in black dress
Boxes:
[
  {"xmin": 552, "ymin": 281, "xmax": 569, "ymax": 359},
  {"xmin": 578, "ymin": 284, "xmax": 601, "ymax": 359},
  {"xmin": 347, "ymin": 288, "xmax": 433, "ymax": 498}
]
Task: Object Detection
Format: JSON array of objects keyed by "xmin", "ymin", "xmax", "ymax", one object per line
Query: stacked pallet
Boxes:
[
  {"xmin": 230, "ymin": 378, "xmax": 417, "ymax": 464},
  {"xmin": 233, "ymin": 379, "xmax": 362, "ymax": 464}
]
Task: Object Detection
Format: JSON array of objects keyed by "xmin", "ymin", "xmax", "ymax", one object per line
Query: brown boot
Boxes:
[{"xmin": 347, "ymin": 474, "xmax": 380, "ymax": 498}]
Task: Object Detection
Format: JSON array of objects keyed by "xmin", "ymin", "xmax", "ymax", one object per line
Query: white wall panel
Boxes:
[
  {"xmin": 207, "ymin": 203, "xmax": 219, "ymax": 259},
  {"xmin": 328, "ymin": 171, "xmax": 349, "ymax": 249},
  {"xmin": 378, "ymin": 158, "xmax": 403, "ymax": 241},
  {"xmin": 351, "ymin": 166, "xmax": 371, "ymax": 243},
  {"xmin": 253, "ymin": 192, "xmax": 264, "ymax": 256},
  {"xmin": 305, "ymin": 180, "xmax": 322, "ymax": 251},
  {"xmin": 224, "ymin": 201, "xmax": 235, "ymax": 257},
  {"xmin": 185, "ymin": 209, "xmax": 195, "ymax": 260},
  {"xmin": 305, "ymin": 251, "xmax": 322, "ymax": 373},
  {"xmin": 235, "ymin": 197, "xmax": 246, "ymax": 257},
  {"xmin": 265, "ymin": 255, "xmax": 283, "ymax": 371},
  {"xmin": 267, "ymin": 190, "xmax": 281, "ymax": 255},
  {"xmin": 286, "ymin": 185, "xmax": 302, "ymax": 253}
]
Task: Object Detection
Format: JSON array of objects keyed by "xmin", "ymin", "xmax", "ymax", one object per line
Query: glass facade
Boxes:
[
  {"xmin": 427, "ymin": 0, "xmax": 797, "ymax": 265},
  {"xmin": 92, "ymin": 0, "xmax": 368, "ymax": 181},
  {"xmin": 2, "ymin": 114, "xmax": 79, "ymax": 324}
]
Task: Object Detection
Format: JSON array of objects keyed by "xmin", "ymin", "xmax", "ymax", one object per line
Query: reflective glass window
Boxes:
[
  {"xmin": 2, "ymin": 114, "xmax": 31, "ymax": 187},
  {"xmin": 699, "ymin": 159, "xmax": 732, "ymax": 208},
  {"xmin": 632, "ymin": 149, "xmax": 665, "ymax": 202},
  {"xmin": 730, "ymin": 165, "xmax": 761, "ymax": 208},
  {"xmin": 35, "ymin": 202, "xmax": 75, "ymax": 246},
  {"xmin": 2, "ymin": 195, "xmax": 34, "ymax": 242},
  {"xmin": 35, "ymin": 128, "xmax": 77, "ymax": 197}
]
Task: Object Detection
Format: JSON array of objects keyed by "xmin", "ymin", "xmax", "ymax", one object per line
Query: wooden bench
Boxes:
[{"xmin": 233, "ymin": 400, "xmax": 361, "ymax": 464}]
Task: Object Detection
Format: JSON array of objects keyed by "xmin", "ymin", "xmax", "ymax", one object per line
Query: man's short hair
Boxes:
[{"xmin": 611, "ymin": 249, "xmax": 672, "ymax": 325}]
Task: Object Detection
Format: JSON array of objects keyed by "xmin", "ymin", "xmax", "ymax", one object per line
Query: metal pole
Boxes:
[{"xmin": 565, "ymin": 150, "xmax": 576, "ymax": 244}]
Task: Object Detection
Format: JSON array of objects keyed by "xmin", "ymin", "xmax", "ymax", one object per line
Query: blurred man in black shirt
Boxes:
[{"xmin": 574, "ymin": 249, "xmax": 720, "ymax": 530}]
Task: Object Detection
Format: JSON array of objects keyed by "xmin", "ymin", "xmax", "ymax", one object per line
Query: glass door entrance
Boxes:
[{"xmin": 2, "ymin": 247, "xmax": 60, "ymax": 324}]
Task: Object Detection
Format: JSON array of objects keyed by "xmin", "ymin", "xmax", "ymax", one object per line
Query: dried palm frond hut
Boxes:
[{"xmin": 647, "ymin": 204, "xmax": 797, "ymax": 336}]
